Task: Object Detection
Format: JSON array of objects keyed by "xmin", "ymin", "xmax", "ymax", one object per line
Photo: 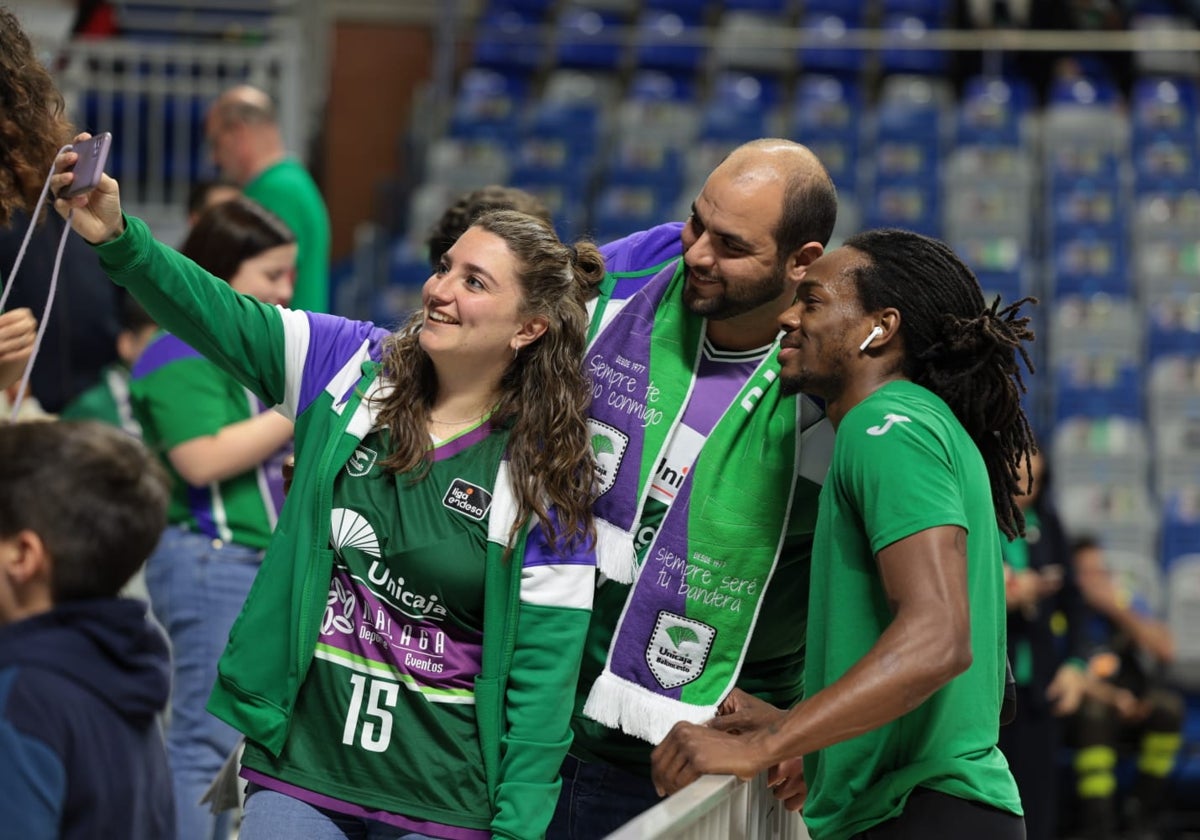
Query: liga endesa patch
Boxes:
[{"xmin": 441, "ymin": 478, "xmax": 492, "ymax": 521}]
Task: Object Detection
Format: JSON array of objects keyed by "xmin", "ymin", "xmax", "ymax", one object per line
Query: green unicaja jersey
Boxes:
[
  {"xmin": 242, "ymin": 424, "xmax": 507, "ymax": 833},
  {"xmin": 803, "ymin": 381, "xmax": 1021, "ymax": 840}
]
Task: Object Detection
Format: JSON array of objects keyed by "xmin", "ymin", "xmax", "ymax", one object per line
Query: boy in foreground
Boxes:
[{"xmin": 0, "ymin": 420, "xmax": 175, "ymax": 839}]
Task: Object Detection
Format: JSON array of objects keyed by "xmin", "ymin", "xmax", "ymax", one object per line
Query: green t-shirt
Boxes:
[
  {"xmin": 242, "ymin": 423, "xmax": 508, "ymax": 834},
  {"xmin": 245, "ymin": 158, "xmax": 331, "ymax": 314},
  {"xmin": 802, "ymin": 381, "xmax": 1021, "ymax": 840},
  {"xmin": 130, "ymin": 331, "xmax": 285, "ymax": 549}
]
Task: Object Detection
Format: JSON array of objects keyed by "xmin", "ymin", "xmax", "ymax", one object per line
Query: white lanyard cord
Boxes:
[{"xmin": 0, "ymin": 145, "xmax": 75, "ymax": 421}]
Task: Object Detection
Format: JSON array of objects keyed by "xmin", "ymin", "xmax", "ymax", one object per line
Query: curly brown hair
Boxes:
[
  {"xmin": 375, "ymin": 210, "xmax": 604, "ymax": 552},
  {"xmin": 425, "ymin": 185, "xmax": 553, "ymax": 269},
  {"xmin": 0, "ymin": 6, "xmax": 74, "ymax": 227}
]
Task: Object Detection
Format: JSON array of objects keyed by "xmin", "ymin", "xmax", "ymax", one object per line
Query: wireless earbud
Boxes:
[{"xmin": 859, "ymin": 325, "xmax": 884, "ymax": 351}]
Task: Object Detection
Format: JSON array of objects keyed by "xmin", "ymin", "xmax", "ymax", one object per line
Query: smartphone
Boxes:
[{"xmin": 59, "ymin": 132, "xmax": 112, "ymax": 199}]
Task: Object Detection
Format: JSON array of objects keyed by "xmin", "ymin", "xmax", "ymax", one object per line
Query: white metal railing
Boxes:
[
  {"xmin": 51, "ymin": 28, "xmax": 306, "ymax": 241},
  {"xmin": 606, "ymin": 773, "xmax": 810, "ymax": 840}
]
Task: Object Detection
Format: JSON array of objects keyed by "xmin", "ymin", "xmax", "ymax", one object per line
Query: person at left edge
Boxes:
[{"xmin": 52, "ymin": 137, "xmax": 601, "ymax": 840}]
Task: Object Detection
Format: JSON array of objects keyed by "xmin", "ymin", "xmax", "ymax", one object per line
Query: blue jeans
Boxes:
[
  {"xmin": 144, "ymin": 526, "xmax": 262, "ymax": 840},
  {"xmin": 547, "ymin": 754, "xmax": 664, "ymax": 839},
  {"xmin": 241, "ymin": 786, "xmax": 441, "ymax": 840}
]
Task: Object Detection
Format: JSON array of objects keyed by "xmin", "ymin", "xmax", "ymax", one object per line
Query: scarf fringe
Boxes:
[
  {"xmin": 583, "ymin": 670, "xmax": 717, "ymax": 744},
  {"xmin": 594, "ymin": 519, "xmax": 638, "ymax": 584}
]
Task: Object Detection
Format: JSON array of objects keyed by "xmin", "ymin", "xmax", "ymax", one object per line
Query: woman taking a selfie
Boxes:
[{"xmin": 54, "ymin": 138, "xmax": 601, "ymax": 840}]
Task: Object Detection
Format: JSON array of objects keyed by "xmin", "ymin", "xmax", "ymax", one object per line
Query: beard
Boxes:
[
  {"xmin": 682, "ymin": 258, "xmax": 789, "ymax": 321},
  {"xmin": 779, "ymin": 369, "xmax": 806, "ymax": 397},
  {"xmin": 778, "ymin": 343, "xmax": 850, "ymax": 400}
]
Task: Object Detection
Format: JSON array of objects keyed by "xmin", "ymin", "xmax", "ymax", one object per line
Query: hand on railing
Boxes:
[
  {"xmin": 651, "ymin": 719, "xmax": 761, "ymax": 796},
  {"xmin": 651, "ymin": 689, "xmax": 809, "ymax": 812},
  {"xmin": 710, "ymin": 689, "xmax": 807, "ymax": 811},
  {"xmin": 51, "ymin": 134, "xmax": 126, "ymax": 244}
]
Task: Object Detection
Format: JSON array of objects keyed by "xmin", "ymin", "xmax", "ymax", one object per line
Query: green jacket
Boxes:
[{"xmin": 94, "ymin": 216, "xmax": 596, "ymax": 839}]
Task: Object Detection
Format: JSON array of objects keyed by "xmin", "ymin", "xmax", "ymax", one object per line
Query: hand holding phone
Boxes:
[{"xmin": 58, "ymin": 132, "xmax": 112, "ymax": 199}]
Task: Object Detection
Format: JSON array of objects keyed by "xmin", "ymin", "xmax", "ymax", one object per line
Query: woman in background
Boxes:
[{"xmin": 56, "ymin": 144, "xmax": 602, "ymax": 840}]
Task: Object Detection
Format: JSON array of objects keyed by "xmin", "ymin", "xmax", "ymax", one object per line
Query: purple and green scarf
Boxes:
[{"xmin": 583, "ymin": 261, "xmax": 801, "ymax": 743}]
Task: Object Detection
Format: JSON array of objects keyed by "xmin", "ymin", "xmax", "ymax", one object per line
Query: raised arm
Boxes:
[{"xmin": 53, "ymin": 137, "xmax": 290, "ymax": 407}]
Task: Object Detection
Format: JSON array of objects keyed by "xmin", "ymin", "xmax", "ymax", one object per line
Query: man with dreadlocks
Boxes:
[{"xmin": 651, "ymin": 228, "xmax": 1036, "ymax": 840}]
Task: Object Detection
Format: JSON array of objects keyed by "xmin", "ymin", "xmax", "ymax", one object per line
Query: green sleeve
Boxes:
[
  {"xmin": 838, "ymin": 409, "xmax": 968, "ymax": 554},
  {"xmin": 491, "ymin": 602, "xmax": 590, "ymax": 840},
  {"xmin": 93, "ymin": 216, "xmax": 289, "ymax": 408}
]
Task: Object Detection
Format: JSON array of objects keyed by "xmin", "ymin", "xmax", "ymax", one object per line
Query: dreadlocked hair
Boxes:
[
  {"xmin": 373, "ymin": 210, "xmax": 604, "ymax": 554},
  {"xmin": 843, "ymin": 228, "xmax": 1039, "ymax": 540}
]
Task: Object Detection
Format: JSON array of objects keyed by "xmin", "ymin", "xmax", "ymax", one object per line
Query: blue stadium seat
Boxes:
[
  {"xmin": 591, "ymin": 184, "xmax": 672, "ymax": 243},
  {"xmin": 710, "ymin": 70, "xmax": 782, "ymax": 109},
  {"xmin": 448, "ymin": 68, "xmax": 529, "ymax": 142},
  {"xmin": 498, "ymin": 0, "xmax": 556, "ymax": 13},
  {"xmin": 879, "ymin": 0, "xmax": 952, "ymax": 22},
  {"xmin": 720, "ymin": 0, "xmax": 791, "ymax": 11},
  {"xmin": 865, "ymin": 179, "xmax": 941, "ymax": 237},
  {"xmin": 1133, "ymin": 134, "xmax": 1200, "ymax": 192},
  {"xmin": 473, "ymin": 7, "xmax": 544, "ymax": 72},
  {"xmin": 634, "ymin": 9, "xmax": 706, "ymax": 75},
  {"xmin": 627, "ymin": 69, "xmax": 697, "ymax": 103},
  {"xmin": 789, "ymin": 75, "xmax": 862, "ymax": 192},
  {"xmin": 1050, "ymin": 228, "xmax": 1130, "ymax": 297},
  {"xmin": 604, "ymin": 140, "xmax": 684, "ymax": 203},
  {"xmin": 957, "ymin": 76, "xmax": 1035, "ymax": 147},
  {"xmin": 524, "ymin": 95, "xmax": 605, "ymax": 156},
  {"xmin": 802, "ymin": 0, "xmax": 866, "ymax": 24},
  {"xmin": 698, "ymin": 72, "xmax": 778, "ymax": 142},
  {"xmin": 880, "ymin": 14, "xmax": 950, "ymax": 76},
  {"xmin": 876, "ymin": 84, "xmax": 944, "ymax": 146},
  {"xmin": 644, "ymin": 0, "xmax": 708, "ymax": 19},
  {"xmin": 793, "ymin": 74, "xmax": 862, "ymax": 129},
  {"xmin": 1147, "ymin": 292, "xmax": 1200, "ymax": 360},
  {"xmin": 976, "ymin": 269, "xmax": 1029, "ymax": 306},
  {"xmin": 1046, "ymin": 146, "xmax": 1122, "ymax": 186},
  {"xmin": 802, "ymin": 136, "xmax": 860, "ymax": 194},
  {"xmin": 555, "ymin": 7, "xmax": 625, "ymax": 70},
  {"xmin": 1049, "ymin": 75, "xmax": 1121, "ymax": 108},
  {"xmin": 1162, "ymin": 490, "xmax": 1200, "ymax": 569},
  {"xmin": 1051, "ymin": 180, "xmax": 1123, "ymax": 235},
  {"xmin": 1051, "ymin": 357, "xmax": 1143, "ymax": 423},
  {"xmin": 798, "ymin": 13, "xmax": 865, "ymax": 77},
  {"xmin": 1132, "ymin": 76, "xmax": 1198, "ymax": 137},
  {"xmin": 505, "ymin": 168, "xmax": 589, "ymax": 240}
]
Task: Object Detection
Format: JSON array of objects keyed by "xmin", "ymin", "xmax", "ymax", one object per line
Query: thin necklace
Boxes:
[{"xmin": 428, "ymin": 409, "xmax": 489, "ymax": 425}]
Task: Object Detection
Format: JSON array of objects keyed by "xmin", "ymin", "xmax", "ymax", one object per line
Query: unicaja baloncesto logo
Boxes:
[
  {"xmin": 442, "ymin": 478, "xmax": 492, "ymax": 521},
  {"xmin": 646, "ymin": 611, "xmax": 715, "ymax": 689},
  {"xmin": 588, "ymin": 418, "xmax": 628, "ymax": 496}
]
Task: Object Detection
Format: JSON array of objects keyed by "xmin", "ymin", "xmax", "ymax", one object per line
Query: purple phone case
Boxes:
[{"xmin": 61, "ymin": 133, "xmax": 112, "ymax": 198}]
